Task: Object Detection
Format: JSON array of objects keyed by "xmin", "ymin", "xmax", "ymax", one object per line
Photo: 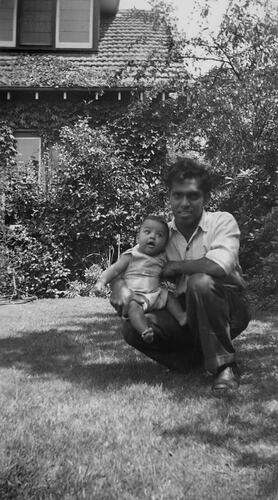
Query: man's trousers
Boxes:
[{"xmin": 122, "ymin": 273, "xmax": 251, "ymax": 372}]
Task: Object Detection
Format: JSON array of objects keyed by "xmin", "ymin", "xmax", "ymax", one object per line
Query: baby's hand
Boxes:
[{"xmin": 94, "ymin": 280, "xmax": 106, "ymax": 295}]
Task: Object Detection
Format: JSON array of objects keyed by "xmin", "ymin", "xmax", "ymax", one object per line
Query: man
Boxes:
[{"xmin": 111, "ymin": 157, "xmax": 251, "ymax": 394}]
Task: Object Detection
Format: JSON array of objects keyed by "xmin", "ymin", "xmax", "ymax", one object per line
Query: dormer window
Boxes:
[{"xmin": 0, "ymin": 0, "xmax": 97, "ymax": 50}]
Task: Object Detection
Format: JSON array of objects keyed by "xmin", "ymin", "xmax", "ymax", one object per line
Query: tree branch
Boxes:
[
  {"xmin": 211, "ymin": 39, "xmax": 242, "ymax": 81},
  {"xmin": 183, "ymin": 55, "xmax": 230, "ymax": 63}
]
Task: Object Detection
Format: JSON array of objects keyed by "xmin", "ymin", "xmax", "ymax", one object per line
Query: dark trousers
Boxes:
[{"xmin": 122, "ymin": 273, "xmax": 251, "ymax": 372}]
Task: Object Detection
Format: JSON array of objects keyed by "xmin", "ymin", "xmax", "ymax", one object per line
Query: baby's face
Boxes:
[{"xmin": 138, "ymin": 219, "xmax": 168, "ymax": 256}]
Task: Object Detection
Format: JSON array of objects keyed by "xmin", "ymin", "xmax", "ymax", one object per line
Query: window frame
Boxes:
[{"xmin": 0, "ymin": 0, "xmax": 97, "ymax": 51}]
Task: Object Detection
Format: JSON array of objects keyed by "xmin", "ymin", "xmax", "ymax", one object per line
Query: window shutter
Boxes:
[
  {"xmin": 56, "ymin": 0, "xmax": 93, "ymax": 49},
  {"xmin": 18, "ymin": 0, "xmax": 53, "ymax": 46}
]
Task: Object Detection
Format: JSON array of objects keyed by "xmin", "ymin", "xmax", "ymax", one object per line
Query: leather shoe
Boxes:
[{"xmin": 212, "ymin": 363, "xmax": 240, "ymax": 395}]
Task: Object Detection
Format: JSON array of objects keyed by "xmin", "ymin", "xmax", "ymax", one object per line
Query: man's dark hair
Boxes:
[
  {"xmin": 141, "ymin": 215, "xmax": 169, "ymax": 239},
  {"xmin": 165, "ymin": 157, "xmax": 213, "ymax": 197}
]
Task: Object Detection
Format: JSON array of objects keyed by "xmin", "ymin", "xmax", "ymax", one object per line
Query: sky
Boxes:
[
  {"xmin": 119, "ymin": 0, "xmax": 230, "ymax": 73},
  {"xmin": 119, "ymin": 0, "xmax": 230, "ymax": 38}
]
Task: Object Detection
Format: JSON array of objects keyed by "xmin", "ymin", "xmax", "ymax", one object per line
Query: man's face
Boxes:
[{"xmin": 169, "ymin": 177, "xmax": 205, "ymax": 227}]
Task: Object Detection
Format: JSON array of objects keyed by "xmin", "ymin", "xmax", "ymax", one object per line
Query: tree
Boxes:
[
  {"xmin": 168, "ymin": 0, "xmax": 278, "ymax": 295},
  {"xmin": 139, "ymin": 0, "xmax": 278, "ymax": 298}
]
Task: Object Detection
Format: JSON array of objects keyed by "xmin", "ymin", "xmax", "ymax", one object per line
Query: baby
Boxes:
[{"xmin": 95, "ymin": 215, "xmax": 187, "ymax": 343}]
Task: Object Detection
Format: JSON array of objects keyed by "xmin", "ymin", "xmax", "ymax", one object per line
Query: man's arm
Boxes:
[
  {"xmin": 163, "ymin": 257, "xmax": 226, "ymax": 279},
  {"xmin": 164, "ymin": 212, "xmax": 240, "ymax": 280}
]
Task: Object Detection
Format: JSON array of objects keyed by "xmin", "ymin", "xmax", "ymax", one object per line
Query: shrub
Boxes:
[
  {"xmin": 45, "ymin": 118, "xmax": 167, "ymax": 277},
  {"xmin": 247, "ymin": 208, "xmax": 278, "ymax": 306},
  {"xmin": 64, "ymin": 264, "xmax": 107, "ymax": 298},
  {"xmin": 0, "ymin": 243, "xmax": 14, "ymax": 297},
  {"xmin": 1, "ymin": 225, "xmax": 70, "ymax": 298},
  {"xmin": 3, "ymin": 116, "xmax": 168, "ymax": 296}
]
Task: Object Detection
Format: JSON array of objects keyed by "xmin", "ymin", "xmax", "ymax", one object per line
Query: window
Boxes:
[
  {"xmin": 56, "ymin": 0, "xmax": 93, "ymax": 48},
  {"xmin": 18, "ymin": 0, "xmax": 54, "ymax": 46},
  {"xmin": 0, "ymin": 0, "xmax": 95, "ymax": 50},
  {"xmin": 15, "ymin": 131, "xmax": 42, "ymax": 181},
  {"xmin": 0, "ymin": 0, "xmax": 17, "ymax": 47}
]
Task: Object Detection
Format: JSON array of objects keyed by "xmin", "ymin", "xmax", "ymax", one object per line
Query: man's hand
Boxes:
[{"xmin": 163, "ymin": 261, "xmax": 183, "ymax": 278}]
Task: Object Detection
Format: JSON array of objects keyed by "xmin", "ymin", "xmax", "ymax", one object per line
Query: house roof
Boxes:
[{"xmin": 0, "ymin": 10, "xmax": 186, "ymax": 90}]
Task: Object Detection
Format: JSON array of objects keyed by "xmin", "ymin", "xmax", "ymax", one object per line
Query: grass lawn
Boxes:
[{"xmin": 0, "ymin": 298, "xmax": 278, "ymax": 500}]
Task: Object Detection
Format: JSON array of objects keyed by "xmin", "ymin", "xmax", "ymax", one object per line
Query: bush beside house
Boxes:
[{"xmin": 1, "ymin": 109, "xmax": 169, "ymax": 297}]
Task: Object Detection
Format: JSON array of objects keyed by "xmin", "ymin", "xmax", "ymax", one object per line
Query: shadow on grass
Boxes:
[
  {"xmin": 158, "ymin": 314, "xmax": 278, "ymax": 498},
  {"xmin": 0, "ymin": 310, "xmax": 278, "ymax": 395},
  {"xmin": 160, "ymin": 419, "xmax": 278, "ymax": 498},
  {"xmin": 0, "ymin": 310, "xmax": 205, "ymax": 396},
  {"xmin": 1, "ymin": 305, "xmax": 278, "ymax": 496}
]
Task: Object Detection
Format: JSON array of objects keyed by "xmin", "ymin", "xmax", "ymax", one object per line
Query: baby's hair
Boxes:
[{"xmin": 141, "ymin": 215, "xmax": 169, "ymax": 239}]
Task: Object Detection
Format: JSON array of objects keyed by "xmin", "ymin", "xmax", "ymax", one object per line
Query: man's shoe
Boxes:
[{"xmin": 212, "ymin": 363, "xmax": 240, "ymax": 395}]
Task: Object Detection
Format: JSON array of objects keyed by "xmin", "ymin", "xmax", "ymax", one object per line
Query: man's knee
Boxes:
[
  {"xmin": 187, "ymin": 273, "xmax": 214, "ymax": 294},
  {"xmin": 230, "ymin": 295, "xmax": 251, "ymax": 339}
]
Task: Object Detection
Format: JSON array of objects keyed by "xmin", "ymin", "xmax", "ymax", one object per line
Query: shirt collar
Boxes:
[{"xmin": 169, "ymin": 210, "xmax": 209, "ymax": 234}]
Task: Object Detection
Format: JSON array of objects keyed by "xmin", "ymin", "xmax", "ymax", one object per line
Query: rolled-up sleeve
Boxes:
[{"xmin": 205, "ymin": 212, "xmax": 240, "ymax": 275}]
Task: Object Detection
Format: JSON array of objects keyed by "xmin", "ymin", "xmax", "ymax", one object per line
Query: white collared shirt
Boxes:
[{"xmin": 166, "ymin": 210, "xmax": 245, "ymax": 294}]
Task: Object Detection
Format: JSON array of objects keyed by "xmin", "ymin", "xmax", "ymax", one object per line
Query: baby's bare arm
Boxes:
[{"xmin": 97, "ymin": 254, "xmax": 131, "ymax": 286}]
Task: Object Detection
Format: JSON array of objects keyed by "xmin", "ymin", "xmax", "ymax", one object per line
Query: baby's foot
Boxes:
[
  {"xmin": 178, "ymin": 312, "xmax": 187, "ymax": 327},
  {"xmin": 141, "ymin": 327, "xmax": 154, "ymax": 344}
]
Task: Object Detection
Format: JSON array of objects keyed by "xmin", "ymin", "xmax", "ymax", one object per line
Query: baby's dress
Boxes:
[{"xmin": 123, "ymin": 245, "xmax": 168, "ymax": 312}]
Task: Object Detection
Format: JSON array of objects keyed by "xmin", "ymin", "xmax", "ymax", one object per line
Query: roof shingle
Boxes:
[{"xmin": 0, "ymin": 10, "xmax": 186, "ymax": 89}]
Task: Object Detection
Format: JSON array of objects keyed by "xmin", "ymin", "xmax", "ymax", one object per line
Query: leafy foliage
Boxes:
[
  {"xmin": 64, "ymin": 264, "xmax": 108, "ymax": 298},
  {"xmin": 2, "ymin": 114, "xmax": 168, "ymax": 295},
  {"xmin": 0, "ymin": 123, "xmax": 17, "ymax": 174},
  {"xmin": 0, "ymin": 123, "xmax": 17, "ymax": 228},
  {"xmin": 46, "ymin": 118, "xmax": 167, "ymax": 274},
  {"xmin": 1, "ymin": 0, "xmax": 277, "ymax": 303},
  {"xmin": 3, "ymin": 166, "xmax": 70, "ymax": 298},
  {"xmin": 159, "ymin": 0, "xmax": 278, "ymax": 296},
  {"xmin": 2, "ymin": 225, "xmax": 70, "ymax": 298}
]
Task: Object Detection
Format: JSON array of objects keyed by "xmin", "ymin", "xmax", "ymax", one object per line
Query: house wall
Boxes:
[{"xmin": 0, "ymin": 93, "xmax": 131, "ymax": 183}]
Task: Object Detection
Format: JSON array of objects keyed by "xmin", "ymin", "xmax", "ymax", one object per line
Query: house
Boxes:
[{"xmin": 0, "ymin": 0, "xmax": 184, "ymax": 178}]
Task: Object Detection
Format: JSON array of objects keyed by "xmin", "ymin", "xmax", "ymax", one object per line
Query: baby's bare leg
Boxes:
[
  {"xmin": 166, "ymin": 293, "xmax": 187, "ymax": 326},
  {"xmin": 128, "ymin": 299, "xmax": 154, "ymax": 343}
]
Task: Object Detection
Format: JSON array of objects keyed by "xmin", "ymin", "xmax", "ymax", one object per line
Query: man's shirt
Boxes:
[{"xmin": 166, "ymin": 210, "xmax": 245, "ymax": 294}]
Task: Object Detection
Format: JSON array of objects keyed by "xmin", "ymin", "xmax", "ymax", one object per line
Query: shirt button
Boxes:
[{"xmin": 186, "ymin": 246, "xmax": 190, "ymax": 251}]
